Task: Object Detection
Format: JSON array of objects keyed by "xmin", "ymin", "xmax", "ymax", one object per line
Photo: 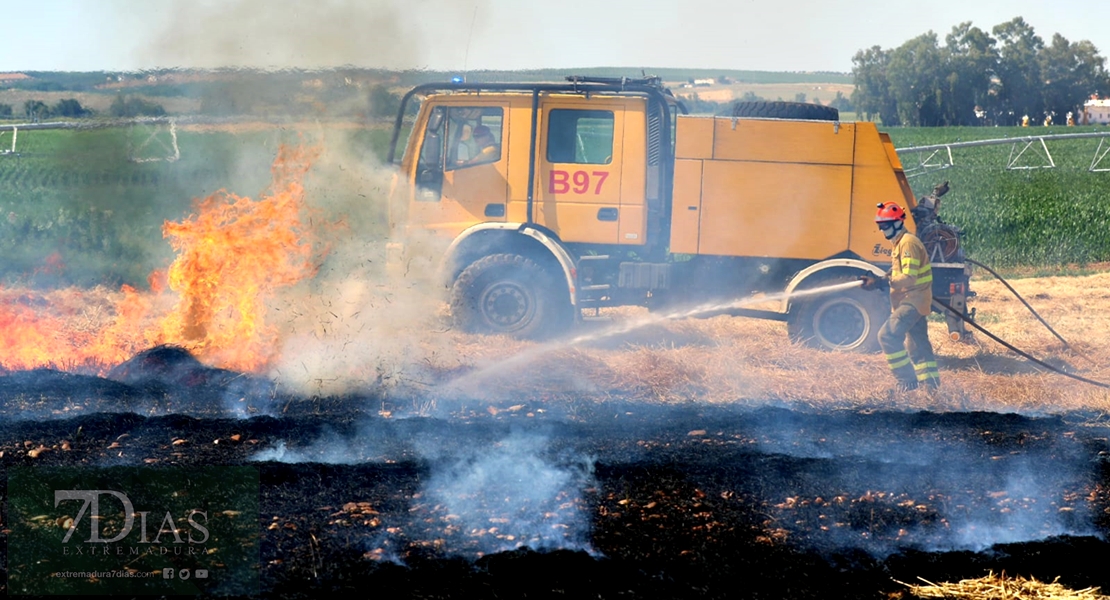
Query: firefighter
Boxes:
[
  {"xmin": 859, "ymin": 202, "xmax": 940, "ymax": 391},
  {"xmin": 468, "ymin": 125, "xmax": 500, "ymax": 164}
]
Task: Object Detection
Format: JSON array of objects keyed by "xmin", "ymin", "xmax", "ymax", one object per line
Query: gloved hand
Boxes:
[{"xmin": 858, "ymin": 275, "xmax": 877, "ymax": 290}]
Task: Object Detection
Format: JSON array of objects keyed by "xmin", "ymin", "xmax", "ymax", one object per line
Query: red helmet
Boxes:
[{"xmin": 875, "ymin": 202, "xmax": 907, "ymax": 223}]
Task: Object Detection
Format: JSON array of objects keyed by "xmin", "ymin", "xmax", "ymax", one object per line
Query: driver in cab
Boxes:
[{"xmin": 467, "ymin": 125, "xmax": 500, "ymax": 165}]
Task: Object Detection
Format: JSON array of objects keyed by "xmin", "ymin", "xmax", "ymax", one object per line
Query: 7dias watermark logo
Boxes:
[
  {"xmin": 8, "ymin": 466, "xmax": 259, "ymax": 596},
  {"xmin": 55, "ymin": 490, "xmax": 209, "ymax": 546}
]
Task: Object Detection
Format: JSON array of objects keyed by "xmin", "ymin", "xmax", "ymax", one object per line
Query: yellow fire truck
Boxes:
[{"xmin": 385, "ymin": 76, "xmax": 971, "ymax": 351}]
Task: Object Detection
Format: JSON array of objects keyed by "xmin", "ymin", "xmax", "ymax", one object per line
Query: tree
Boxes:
[
  {"xmin": 368, "ymin": 84, "xmax": 401, "ymax": 118},
  {"xmin": 943, "ymin": 22, "xmax": 999, "ymax": 125},
  {"xmin": 23, "ymin": 100, "xmax": 49, "ymax": 121},
  {"xmin": 53, "ymin": 98, "xmax": 87, "ymax": 118},
  {"xmin": 0, "ymin": 103, "xmax": 12, "ymax": 118},
  {"xmin": 888, "ymin": 32, "xmax": 945, "ymax": 126},
  {"xmin": 851, "ymin": 45, "xmax": 899, "ymax": 124},
  {"xmin": 993, "ymin": 17, "xmax": 1045, "ymax": 120},
  {"xmin": 851, "ymin": 16, "xmax": 1110, "ymax": 127},
  {"xmin": 109, "ymin": 94, "xmax": 165, "ymax": 117},
  {"xmin": 1040, "ymin": 34, "xmax": 1110, "ymax": 120},
  {"xmin": 829, "ymin": 91, "xmax": 854, "ymax": 112},
  {"xmin": 109, "ymin": 94, "xmax": 126, "ymax": 117},
  {"xmin": 794, "ymin": 92, "xmax": 807, "ymax": 103}
]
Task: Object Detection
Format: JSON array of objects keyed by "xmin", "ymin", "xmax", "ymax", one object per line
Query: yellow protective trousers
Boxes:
[{"xmin": 879, "ymin": 303, "xmax": 940, "ymax": 390}]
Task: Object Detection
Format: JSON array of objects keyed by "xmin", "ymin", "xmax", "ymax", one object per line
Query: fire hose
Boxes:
[
  {"xmin": 964, "ymin": 257, "xmax": 1074, "ymax": 352},
  {"xmin": 933, "ymin": 295, "xmax": 1110, "ymax": 390}
]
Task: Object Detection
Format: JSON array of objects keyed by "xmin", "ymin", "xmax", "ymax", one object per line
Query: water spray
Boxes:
[{"xmin": 441, "ymin": 280, "xmax": 864, "ymax": 394}]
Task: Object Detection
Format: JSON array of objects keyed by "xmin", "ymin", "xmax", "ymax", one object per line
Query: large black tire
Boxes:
[
  {"xmin": 787, "ymin": 285, "xmax": 889, "ymax": 353},
  {"xmin": 728, "ymin": 100, "xmax": 839, "ymax": 121},
  {"xmin": 449, "ymin": 254, "xmax": 571, "ymax": 339}
]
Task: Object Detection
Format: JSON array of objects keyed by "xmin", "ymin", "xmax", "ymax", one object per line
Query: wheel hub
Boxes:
[
  {"xmin": 480, "ymin": 282, "xmax": 534, "ymax": 330},
  {"xmin": 813, "ymin": 299, "xmax": 869, "ymax": 349}
]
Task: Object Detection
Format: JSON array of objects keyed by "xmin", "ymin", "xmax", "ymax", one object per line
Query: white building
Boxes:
[{"xmin": 1083, "ymin": 97, "xmax": 1110, "ymax": 124}]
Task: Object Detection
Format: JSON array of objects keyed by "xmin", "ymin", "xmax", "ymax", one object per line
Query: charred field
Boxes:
[
  {"xmin": 2, "ymin": 346, "xmax": 1110, "ymax": 599},
  {"xmin": 5, "ymin": 132, "xmax": 1110, "ymax": 598}
]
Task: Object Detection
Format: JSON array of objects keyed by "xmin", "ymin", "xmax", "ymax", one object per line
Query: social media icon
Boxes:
[
  {"xmin": 195, "ymin": 569, "xmax": 209, "ymax": 579},
  {"xmin": 179, "ymin": 569, "xmax": 191, "ymax": 580},
  {"xmin": 162, "ymin": 568, "xmax": 174, "ymax": 579}
]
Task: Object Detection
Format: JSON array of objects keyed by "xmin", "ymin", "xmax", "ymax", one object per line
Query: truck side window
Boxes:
[
  {"xmin": 547, "ymin": 109, "xmax": 614, "ymax": 164},
  {"xmin": 446, "ymin": 107, "xmax": 504, "ymax": 170}
]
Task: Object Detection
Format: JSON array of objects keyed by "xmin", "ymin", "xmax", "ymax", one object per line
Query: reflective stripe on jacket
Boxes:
[{"xmin": 889, "ymin": 231, "xmax": 933, "ymax": 316}]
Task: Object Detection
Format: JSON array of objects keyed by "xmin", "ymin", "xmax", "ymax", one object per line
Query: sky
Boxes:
[{"xmin": 0, "ymin": 0, "xmax": 1106, "ymax": 74}]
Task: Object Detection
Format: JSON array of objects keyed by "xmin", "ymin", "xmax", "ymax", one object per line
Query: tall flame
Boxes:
[{"xmin": 0, "ymin": 143, "xmax": 323, "ymax": 374}]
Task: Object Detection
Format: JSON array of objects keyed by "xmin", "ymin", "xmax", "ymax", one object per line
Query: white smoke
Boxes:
[
  {"xmin": 264, "ymin": 131, "xmax": 461, "ymax": 399},
  {"xmin": 420, "ymin": 431, "xmax": 596, "ymax": 556},
  {"xmin": 749, "ymin": 410, "xmax": 1098, "ymax": 554}
]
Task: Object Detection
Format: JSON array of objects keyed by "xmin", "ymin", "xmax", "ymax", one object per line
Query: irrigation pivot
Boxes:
[
  {"xmin": 896, "ymin": 130, "xmax": 1110, "ymax": 178},
  {"xmin": 0, "ymin": 118, "xmax": 180, "ymax": 162}
]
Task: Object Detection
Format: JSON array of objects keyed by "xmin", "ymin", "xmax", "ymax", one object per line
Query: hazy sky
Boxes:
[{"xmin": 1, "ymin": 0, "xmax": 1105, "ymax": 74}]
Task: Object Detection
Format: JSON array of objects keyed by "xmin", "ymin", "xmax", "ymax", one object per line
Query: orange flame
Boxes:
[{"xmin": 0, "ymin": 143, "xmax": 324, "ymax": 374}]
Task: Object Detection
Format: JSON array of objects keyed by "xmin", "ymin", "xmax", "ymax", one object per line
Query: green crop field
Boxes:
[
  {"xmin": 0, "ymin": 124, "xmax": 391, "ymax": 287},
  {"xmin": 885, "ymin": 125, "xmax": 1110, "ymax": 270},
  {"xmin": 3, "ymin": 120, "xmax": 1110, "ymax": 289}
]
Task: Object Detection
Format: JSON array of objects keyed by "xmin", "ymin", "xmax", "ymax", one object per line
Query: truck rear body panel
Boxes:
[{"xmin": 670, "ymin": 115, "xmax": 920, "ymax": 264}]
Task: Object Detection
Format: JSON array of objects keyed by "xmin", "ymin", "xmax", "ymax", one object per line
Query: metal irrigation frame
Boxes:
[
  {"xmin": 0, "ymin": 117, "xmax": 180, "ymax": 162},
  {"xmin": 896, "ymin": 130, "xmax": 1110, "ymax": 178}
]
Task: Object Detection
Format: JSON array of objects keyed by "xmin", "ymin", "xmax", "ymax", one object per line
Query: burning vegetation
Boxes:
[{"xmin": 1, "ymin": 143, "xmax": 323, "ymax": 375}]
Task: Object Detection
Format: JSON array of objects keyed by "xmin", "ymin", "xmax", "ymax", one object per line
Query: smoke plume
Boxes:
[
  {"xmin": 419, "ymin": 431, "xmax": 596, "ymax": 556},
  {"xmin": 265, "ymin": 132, "xmax": 461, "ymax": 398},
  {"xmin": 138, "ymin": 0, "xmax": 415, "ymax": 71}
]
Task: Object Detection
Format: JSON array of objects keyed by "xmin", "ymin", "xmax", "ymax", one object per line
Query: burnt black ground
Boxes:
[{"xmin": 2, "ymin": 353, "xmax": 1110, "ymax": 599}]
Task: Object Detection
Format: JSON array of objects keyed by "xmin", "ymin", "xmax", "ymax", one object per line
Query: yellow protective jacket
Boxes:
[{"xmin": 887, "ymin": 231, "xmax": 933, "ymax": 316}]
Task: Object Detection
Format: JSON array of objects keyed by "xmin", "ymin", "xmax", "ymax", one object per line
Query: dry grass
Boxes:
[
  {"xmin": 899, "ymin": 571, "xmax": 1108, "ymax": 600},
  {"xmin": 6, "ymin": 270, "xmax": 1110, "ymax": 415},
  {"xmin": 422, "ymin": 271, "xmax": 1110, "ymax": 414}
]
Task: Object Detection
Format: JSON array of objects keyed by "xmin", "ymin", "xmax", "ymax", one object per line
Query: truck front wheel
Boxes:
[
  {"xmin": 449, "ymin": 253, "xmax": 570, "ymax": 339},
  {"xmin": 787, "ymin": 287, "xmax": 889, "ymax": 353}
]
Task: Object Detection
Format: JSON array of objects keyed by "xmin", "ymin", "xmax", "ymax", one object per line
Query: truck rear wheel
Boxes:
[
  {"xmin": 449, "ymin": 253, "xmax": 570, "ymax": 339},
  {"xmin": 787, "ymin": 286, "xmax": 888, "ymax": 353}
]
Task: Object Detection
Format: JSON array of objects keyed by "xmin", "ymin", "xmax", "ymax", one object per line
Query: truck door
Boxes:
[
  {"xmin": 408, "ymin": 105, "xmax": 509, "ymax": 239},
  {"xmin": 536, "ymin": 102, "xmax": 637, "ymax": 245}
]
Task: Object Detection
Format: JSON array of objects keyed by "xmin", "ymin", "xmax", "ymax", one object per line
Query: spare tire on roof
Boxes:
[{"xmin": 728, "ymin": 100, "xmax": 839, "ymax": 121}]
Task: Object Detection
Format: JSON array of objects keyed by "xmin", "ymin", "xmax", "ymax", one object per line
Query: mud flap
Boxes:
[{"xmin": 938, "ymin": 292, "xmax": 971, "ymax": 342}]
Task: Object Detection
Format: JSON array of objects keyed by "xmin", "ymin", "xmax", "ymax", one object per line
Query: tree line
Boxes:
[
  {"xmin": 0, "ymin": 98, "xmax": 92, "ymax": 121},
  {"xmin": 852, "ymin": 17, "xmax": 1110, "ymax": 126},
  {"xmin": 0, "ymin": 95, "xmax": 166, "ymax": 121}
]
